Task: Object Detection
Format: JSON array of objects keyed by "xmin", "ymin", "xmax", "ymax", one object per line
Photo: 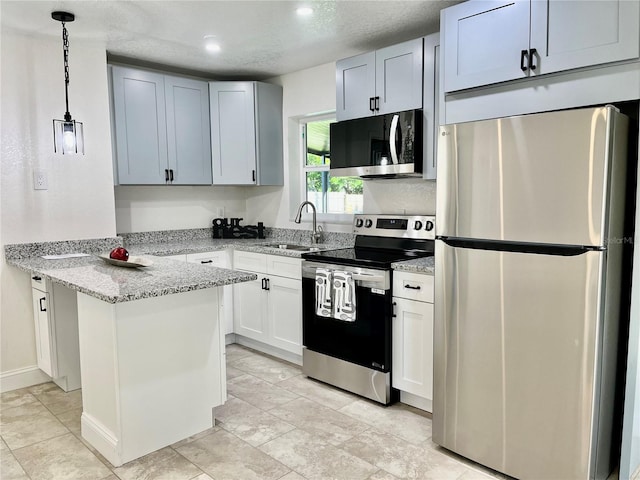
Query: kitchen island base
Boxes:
[{"xmin": 77, "ymin": 288, "xmax": 225, "ymax": 467}]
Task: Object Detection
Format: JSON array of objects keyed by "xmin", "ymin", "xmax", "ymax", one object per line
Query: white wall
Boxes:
[
  {"xmin": 115, "ymin": 186, "xmax": 247, "ymax": 233},
  {"xmin": 0, "ymin": 29, "xmax": 116, "ymax": 374}
]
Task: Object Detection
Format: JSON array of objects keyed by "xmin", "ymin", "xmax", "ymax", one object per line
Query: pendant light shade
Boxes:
[{"xmin": 52, "ymin": 11, "xmax": 84, "ymax": 155}]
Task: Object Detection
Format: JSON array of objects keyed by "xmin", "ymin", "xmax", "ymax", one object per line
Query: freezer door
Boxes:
[
  {"xmin": 436, "ymin": 106, "xmax": 627, "ymax": 247},
  {"xmin": 433, "ymin": 241, "xmax": 605, "ymax": 479}
]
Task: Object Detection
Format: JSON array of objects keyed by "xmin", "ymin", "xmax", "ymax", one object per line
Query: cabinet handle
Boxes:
[
  {"xmin": 39, "ymin": 297, "xmax": 47, "ymax": 312},
  {"xmin": 374, "ymin": 96, "xmax": 380, "ymax": 111},
  {"xmin": 169, "ymin": 169, "xmax": 174, "ymax": 182},
  {"xmin": 252, "ymin": 170, "xmax": 256, "ymax": 183},
  {"xmin": 404, "ymin": 284, "xmax": 421, "ymax": 290},
  {"xmin": 261, "ymin": 278, "xmax": 266, "ymax": 290},
  {"xmin": 529, "ymin": 48, "xmax": 538, "ymax": 71},
  {"xmin": 32, "ymin": 276, "xmax": 42, "ymax": 281},
  {"xmin": 369, "ymin": 97, "xmax": 375, "ymax": 113},
  {"xmin": 165, "ymin": 169, "xmax": 169, "ymax": 182},
  {"xmin": 520, "ymin": 49, "xmax": 528, "ymax": 72},
  {"xmin": 265, "ymin": 278, "xmax": 270, "ymax": 291},
  {"xmin": 200, "ymin": 260, "xmax": 213, "ymax": 264},
  {"xmin": 392, "ymin": 301, "xmax": 396, "ymax": 318}
]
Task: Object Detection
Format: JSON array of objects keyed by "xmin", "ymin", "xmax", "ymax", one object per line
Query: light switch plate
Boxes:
[{"xmin": 33, "ymin": 168, "xmax": 48, "ymax": 190}]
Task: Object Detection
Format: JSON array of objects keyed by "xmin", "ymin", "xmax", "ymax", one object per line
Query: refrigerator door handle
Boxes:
[{"xmin": 437, "ymin": 236, "xmax": 602, "ymax": 256}]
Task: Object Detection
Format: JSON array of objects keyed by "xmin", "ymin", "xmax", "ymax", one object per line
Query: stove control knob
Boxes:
[
  {"xmin": 355, "ymin": 218, "xmax": 364, "ymax": 228},
  {"xmin": 364, "ymin": 219, "xmax": 373, "ymax": 228},
  {"xmin": 425, "ymin": 221, "xmax": 434, "ymax": 231},
  {"xmin": 414, "ymin": 220, "xmax": 423, "ymax": 230}
]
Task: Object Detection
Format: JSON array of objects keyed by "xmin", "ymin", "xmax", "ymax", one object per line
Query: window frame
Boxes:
[{"xmin": 297, "ymin": 113, "xmax": 361, "ymax": 225}]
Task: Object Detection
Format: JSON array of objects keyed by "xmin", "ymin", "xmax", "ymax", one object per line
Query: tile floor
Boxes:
[{"xmin": 1, "ymin": 344, "xmax": 504, "ymax": 480}]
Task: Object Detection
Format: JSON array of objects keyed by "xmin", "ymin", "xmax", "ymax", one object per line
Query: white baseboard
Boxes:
[
  {"xmin": 400, "ymin": 390, "xmax": 433, "ymax": 413},
  {"xmin": 225, "ymin": 333, "xmax": 236, "ymax": 345},
  {"xmin": 234, "ymin": 336, "xmax": 302, "ymax": 366},
  {"xmin": 0, "ymin": 366, "xmax": 51, "ymax": 393},
  {"xmin": 81, "ymin": 412, "xmax": 120, "ymax": 467}
]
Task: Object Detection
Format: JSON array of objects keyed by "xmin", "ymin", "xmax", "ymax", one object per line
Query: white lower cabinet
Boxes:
[
  {"xmin": 186, "ymin": 251, "xmax": 234, "ymax": 336},
  {"xmin": 233, "ymin": 251, "xmax": 302, "ymax": 359},
  {"xmin": 392, "ymin": 271, "xmax": 434, "ymax": 412},
  {"xmin": 30, "ymin": 276, "xmax": 81, "ymax": 392}
]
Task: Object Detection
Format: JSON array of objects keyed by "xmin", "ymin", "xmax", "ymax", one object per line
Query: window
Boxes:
[{"xmin": 301, "ymin": 117, "xmax": 363, "ymax": 216}]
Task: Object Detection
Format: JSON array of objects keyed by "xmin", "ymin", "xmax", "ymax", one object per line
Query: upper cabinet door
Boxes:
[
  {"xmin": 165, "ymin": 76, "xmax": 212, "ymax": 185},
  {"xmin": 209, "ymin": 82, "xmax": 257, "ymax": 185},
  {"xmin": 375, "ymin": 38, "xmax": 424, "ymax": 115},
  {"xmin": 442, "ymin": 0, "xmax": 531, "ymax": 92},
  {"xmin": 530, "ymin": 0, "xmax": 640, "ymax": 76},
  {"xmin": 111, "ymin": 66, "xmax": 168, "ymax": 184},
  {"xmin": 336, "ymin": 51, "xmax": 376, "ymax": 121}
]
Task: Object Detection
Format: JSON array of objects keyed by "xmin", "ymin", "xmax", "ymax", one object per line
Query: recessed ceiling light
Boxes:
[
  {"xmin": 203, "ymin": 35, "xmax": 221, "ymax": 53},
  {"xmin": 296, "ymin": 6, "xmax": 313, "ymax": 16}
]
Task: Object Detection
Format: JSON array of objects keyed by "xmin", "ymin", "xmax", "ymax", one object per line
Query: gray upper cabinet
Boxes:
[
  {"xmin": 111, "ymin": 66, "xmax": 212, "ymax": 185},
  {"xmin": 336, "ymin": 38, "xmax": 423, "ymax": 121},
  {"xmin": 422, "ymin": 32, "xmax": 441, "ymax": 181},
  {"xmin": 165, "ymin": 76, "xmax": 212, "ymax": 185},
  {"xmin": 336, "ymin": 52, "xmax": 376, "ymax": 121},
  {"xmin": 209, "ymin": 81, "xmax": 283, "ymax": 186},
  {"xmin": 442, "ymin": 0, "xmax": 640, "ymax": 93},
  {"xmin": 112, "ymin": 67, "xmax": 168, "ymax": 185}
]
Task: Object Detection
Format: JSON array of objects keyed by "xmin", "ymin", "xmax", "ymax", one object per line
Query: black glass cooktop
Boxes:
[{"xmin": 302, "ymin": 247, "xmax": 432, "ymax": 269}]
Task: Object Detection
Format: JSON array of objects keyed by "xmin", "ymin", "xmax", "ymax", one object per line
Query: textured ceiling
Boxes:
[{"xmin": 0, "ymin": 0, "xmax": 462, "ymax": 79}]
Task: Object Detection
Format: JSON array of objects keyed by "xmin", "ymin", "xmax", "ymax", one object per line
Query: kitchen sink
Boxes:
[{"xmin": 265, "ymin": 243, "xmax": 319, "ymax": 252}]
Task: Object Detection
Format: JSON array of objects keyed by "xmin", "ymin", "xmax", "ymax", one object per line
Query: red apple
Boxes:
[{"xmin": 109, "ymin": 247, "xmax": 129, "ymax": 261}]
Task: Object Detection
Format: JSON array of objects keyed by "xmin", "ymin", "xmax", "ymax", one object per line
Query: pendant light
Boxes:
[{"xmin": 52, "ymin": 11, "xmax": 84, "ymax": 155}]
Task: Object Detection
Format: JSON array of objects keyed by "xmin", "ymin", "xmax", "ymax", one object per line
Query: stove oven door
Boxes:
[{"xmin": 302, "ymin": 261, "xmax": 392, "ymax": 372}]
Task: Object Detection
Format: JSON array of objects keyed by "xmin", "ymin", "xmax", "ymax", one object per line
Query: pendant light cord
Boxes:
[{"xmin": 62, "ymin": 21, "xmax": 71, "ymax": 122}]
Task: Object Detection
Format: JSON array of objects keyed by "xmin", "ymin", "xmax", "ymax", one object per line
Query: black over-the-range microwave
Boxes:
[{"xmin": 329, "ymin": 109, "xmax": 423, "ymax": 178}]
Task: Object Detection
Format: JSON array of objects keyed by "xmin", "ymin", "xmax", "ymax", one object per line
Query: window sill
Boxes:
[{"xmin": 296, "ymin": 212, "xmax": 354, "ymax": 225}]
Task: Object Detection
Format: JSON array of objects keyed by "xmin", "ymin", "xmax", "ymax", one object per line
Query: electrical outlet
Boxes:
[{"xmin": 33, "ymin": 168, "xmax": 48, "ymax": 190}]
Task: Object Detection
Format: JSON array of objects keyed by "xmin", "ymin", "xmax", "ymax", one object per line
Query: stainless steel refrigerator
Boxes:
[{"xmin": 434, "ymin": 106, "xmax": 629, "ymax": 480}]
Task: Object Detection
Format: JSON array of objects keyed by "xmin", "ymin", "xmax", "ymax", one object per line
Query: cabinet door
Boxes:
[
  {"xmin": 187, "ymin": 251, "xmax": 234, "ymax": 335},
  {"xmin": 233, "ymin": 277, "xmax": 267, "ymax": 341},
  {"xmin": 165, "ymin": 76, "xmax": 212, "ymax": 185},
  {"xmin": 423, "ymin": 33, "xmax": 440, "ymax": 180},
  {"xmin": 375, "ymin": 38, "xmax": 424, "ymax": 115},
  {"xmin": 530, "ymin": 0, "xmax": 640, "ymax": 76},
  {"xmin": 392, "ymin": 297, "xmax": 433, "ymax": 401},
  {"xmin": 336, "ymin": 51, "xmax": 376, "ymax": 121},
  {"xmin": 442, "ymin": 0, "xmax": 531, "ymax": 92},
  {"xmin": 209, "ymin": 82, "xmax": 257, "ymax": 185},
  {"xmin": 112, "ymin": 66, "xmax": 168, "ymax": 184},
  {"xmin": 267, "ymin": 276, "xmax": 302, "ymax": 355},
  {"xmin": 32, "ymin": 289, "xmax": 54, "ymax": 377}
]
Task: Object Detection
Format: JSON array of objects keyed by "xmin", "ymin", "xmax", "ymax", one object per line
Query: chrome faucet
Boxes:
[{"xmin": 294, "ymin": 201, "xmax": 322, "ymax": 244}]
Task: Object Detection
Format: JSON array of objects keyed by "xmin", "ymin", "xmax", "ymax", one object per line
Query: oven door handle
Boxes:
[{"xmin": 351, "ymin": 272, "xmax": 386, "ymax": 283}]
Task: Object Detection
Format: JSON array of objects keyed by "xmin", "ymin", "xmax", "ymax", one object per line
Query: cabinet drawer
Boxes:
[
  {"xmin": 392, "ymin": 271, "xmax": 434, "ymax": 303},
  {"xmin": 267, "ymin": 255, "xmax": 302, "ymax": 280},
  {"xmin": 187, "ymin": 251, "xmax": 229, "ymax": 267},
  {"xmin": 233, "ymin": 251, "xmax": 267, "ymax": 274},
  {"xmin": 31, "ymin": 275, "xmax": 48, "ymax": 293}
]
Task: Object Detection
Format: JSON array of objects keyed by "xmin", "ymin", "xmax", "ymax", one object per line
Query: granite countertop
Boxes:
[
  {"xmin": 8, "ymin": 254, "xmax": 257, "ymax": 304},
  {"xmin": 391, "ymin": 256, "xmax": 435, "ymax": 275},
  {"xmin": 125, "ymin": 238, "xmax": 344, "ymax": 258}
]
